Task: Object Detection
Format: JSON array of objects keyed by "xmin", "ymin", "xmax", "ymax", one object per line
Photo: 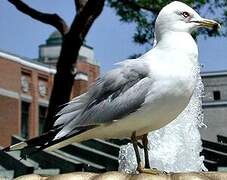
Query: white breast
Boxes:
[{"xmin": 83, "ymin": 33, "xmax": 199, "ymax": 139}]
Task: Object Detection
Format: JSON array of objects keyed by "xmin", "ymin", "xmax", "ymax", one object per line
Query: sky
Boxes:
[{"xmin": 0, "ymin": 0, "xmax": 227, "ymax": 73}]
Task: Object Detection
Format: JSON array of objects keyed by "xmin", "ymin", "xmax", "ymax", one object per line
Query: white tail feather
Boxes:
[
  {"xmin": 9, "ymin": 142, "xmax": 28, "ymax": 151},
  {"xmin": 46, "ymin": 133, "xmax": 88, "ymax": 152}
]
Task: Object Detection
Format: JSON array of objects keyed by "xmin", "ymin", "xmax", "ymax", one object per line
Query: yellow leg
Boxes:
[
  {"xmin": 131, "ymin": 131, "xmax": 142, "ymax": 170},
  {"xmin": 131, "ymin": 132, "xmax": 168, "ymax": 175},
  {"xmin": 142, "ymin": 134, "xmax": 150, "ymax": 169}
]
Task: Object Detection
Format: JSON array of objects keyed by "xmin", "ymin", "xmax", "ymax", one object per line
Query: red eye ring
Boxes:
[{"xmin": 182, "ymin": 11, "xmax": 190, "ymax": 18}]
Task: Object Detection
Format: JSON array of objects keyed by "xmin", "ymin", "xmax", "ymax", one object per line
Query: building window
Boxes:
[
  {"xmin": 21, "ymin": 70, "xmax": 31, "ymax": 93},
  {"xmin": 21, "ymin": 101, "xmax": 30, "ymax": 139},
  {"xmin": 38, "ymin": 80, "xmax": 47, "ymax": 97},
  {"xmin": 39, "ymin": 106, "xmax": 47, "ymax": 134},
  {"xmin": 21, "ymin": 75, "xmax": 30, "ymax": 93},
  {"xmin": 213, "ymin": 91, "xmax": 221, "ymax": 100}
]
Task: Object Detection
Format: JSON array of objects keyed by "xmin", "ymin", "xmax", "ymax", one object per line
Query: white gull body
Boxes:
[
  {"xmin": 81, "ymin": 33, "xmax": 197, "ymax": 138},
  {"xmin": 8, "ymin": 1, "xmax": 220, "ymax": 153},
  {"xmin": 45, "ymin": 1, "xmax": 205, "ymax": 151}
]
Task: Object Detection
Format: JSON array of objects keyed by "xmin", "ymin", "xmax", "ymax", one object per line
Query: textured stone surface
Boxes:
[
  {"xmin": 201, "ymin": 74, "xmax": 227, "ymax": 141},
  {"xmin": 202, "ymin": 75, "xmax": 227, "ymax": 102},
  {"xmin": 201, "ymin": 107, "xmax": 227, "ymax": 142},
  {"xmin": 14, "ymin": 171, "xmax": 227, "ymax": 180}
]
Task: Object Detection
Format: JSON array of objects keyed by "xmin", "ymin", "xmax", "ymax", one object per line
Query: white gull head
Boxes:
[{"xmin": 155, "ymin": 1, "xmax": 220, "ymax": 41}]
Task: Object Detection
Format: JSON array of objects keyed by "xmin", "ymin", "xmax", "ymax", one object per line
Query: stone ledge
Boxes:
[{"xmin": 13, "ymin": 171, "xmax": 227, "ymax": 180}]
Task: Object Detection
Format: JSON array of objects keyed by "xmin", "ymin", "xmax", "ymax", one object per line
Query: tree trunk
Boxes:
[
  {"xmin": 8, "ymin": 0, "xmax": 105, "ymax": 133},
  {"xmin": 44, "ymin": 0, "xmax": 105, "ymax": 131}
]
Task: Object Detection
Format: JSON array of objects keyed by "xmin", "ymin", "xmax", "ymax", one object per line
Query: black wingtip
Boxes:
[{"xmin": 2, "ymin": 146, "xmax": 10, "ymax": 152}]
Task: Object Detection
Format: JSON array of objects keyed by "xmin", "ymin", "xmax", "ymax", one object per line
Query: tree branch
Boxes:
[
  {"xmin": 44, "ymin": 0, "xmax": 105, "ymax": 131},
  {"xmin": 136, "ymin": 2, "xmax": 157, "ymax": 12},
  {"xmin": 8, "ymin": 0, "xmax": 69, "ymax": 35},
  {"xmin": 69, "ymin": 0, "xmax": 105, "ymax": 44},
  {"xmin": 57, "ymin": 0, "xmax": 105, "ymax": 71},
  {"xmin": 74, "ymin": 0, "xmax": 89, "ymax": 14},
  {"xmin": 113, "ymin": 0, "xmax": 158, "ymax": 13}
]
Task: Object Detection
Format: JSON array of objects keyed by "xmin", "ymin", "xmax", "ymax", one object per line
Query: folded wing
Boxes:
[{"xmin": 54, "ymin": 59, "xmax": 152, "ymax": 140}]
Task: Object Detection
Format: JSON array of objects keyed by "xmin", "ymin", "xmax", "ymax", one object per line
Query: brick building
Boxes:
[{"xmin": 0, "ymin": 31, "xmax": 99, "ymax": 146}]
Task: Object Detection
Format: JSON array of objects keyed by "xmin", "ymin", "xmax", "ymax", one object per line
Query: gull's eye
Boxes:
[{"xmin": 182, "ymin": 11, "xmax": 190, "ymax": 18}]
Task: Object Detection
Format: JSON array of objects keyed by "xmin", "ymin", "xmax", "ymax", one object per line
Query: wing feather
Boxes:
[{"xmin": 54, "ymin": 59, "xmax": 152, "ymax": 139}]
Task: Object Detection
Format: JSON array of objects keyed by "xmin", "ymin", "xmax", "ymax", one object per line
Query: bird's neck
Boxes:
[{"xmin": 155, "ymin": 31, "xmax": 198, "ymax": 61}]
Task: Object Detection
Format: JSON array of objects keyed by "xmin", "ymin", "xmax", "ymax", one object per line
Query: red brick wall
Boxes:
[
  {"xmin": 76, "ymin": 60, "xmax": 100, "ymax": 84},
  {"xmin": 75, "ymin": 60, "xmax": 100, "ymax": 95},
  {"xmin": 72, "ymin": 80, "xmax": 88, "ymax": 97},
  {"xmin": 88, "ymin": 63, "xmax": 100, "ymax": 84},
  {"xmin": 20, "ymin": 68, "xmax": 52, "ymax": 138},
  {"xmin": 0, "ymin": 58, "xmax": 20, "ymax": 92},
  {"xmin": 0, "ymin": 55, "xmax": 99, "ymax": 146},
  {"xmin": 0, "ymin": 96, "xmax": 20, "ymax": 146}
]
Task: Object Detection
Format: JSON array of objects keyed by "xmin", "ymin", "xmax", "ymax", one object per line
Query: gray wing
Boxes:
[{"xmin": 54, "ymin": 59, "xmax": 152, "ymax": 139}]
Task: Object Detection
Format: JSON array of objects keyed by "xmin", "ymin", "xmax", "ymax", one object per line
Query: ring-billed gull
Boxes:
[{"xmin": 4, "ymin": 1, "xmax": 220, "ymax": 173}]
